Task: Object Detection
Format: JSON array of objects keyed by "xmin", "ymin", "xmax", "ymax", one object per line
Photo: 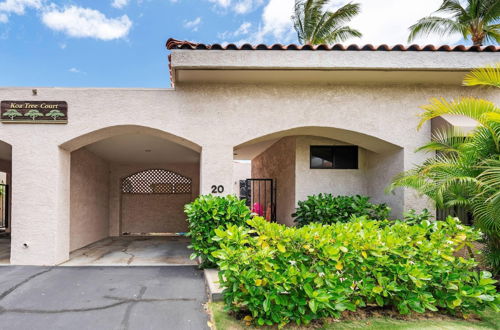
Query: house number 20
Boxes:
[{"xmin": 211, "ymin": 185, "xmax": 224, "ymax": 194}]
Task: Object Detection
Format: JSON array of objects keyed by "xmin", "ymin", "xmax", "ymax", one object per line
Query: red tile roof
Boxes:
[{"xmin": 166, "ymin": 38, "xmax": 499, "ymax": 52}]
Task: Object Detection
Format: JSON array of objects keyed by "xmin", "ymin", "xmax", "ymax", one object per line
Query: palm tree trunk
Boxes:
[{"xmin": 471, "ymin": 32, "xmax": 483, "ymax": 46}]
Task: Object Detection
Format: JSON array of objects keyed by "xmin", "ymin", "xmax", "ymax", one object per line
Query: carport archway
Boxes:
[{"xmin": 62, "ymin": 125, "xmax": 200, "ymax": 264}]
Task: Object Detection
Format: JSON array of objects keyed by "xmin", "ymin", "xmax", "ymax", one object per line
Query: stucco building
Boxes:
[{"xmin": 0, "ymin": 39, "xmax": 498, "ymax": 265}]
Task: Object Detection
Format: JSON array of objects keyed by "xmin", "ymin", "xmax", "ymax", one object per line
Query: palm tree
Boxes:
[
  {"xmin": 388, "ymin": 65, "xmax": 500, "ymax": 273},
  {"xmin": 292, "ymin": 0, "xmax": 362, "ymax": 45},
  {"xmin": 408, "ymin": 0, "xmax": 500, "ymax": 46}
]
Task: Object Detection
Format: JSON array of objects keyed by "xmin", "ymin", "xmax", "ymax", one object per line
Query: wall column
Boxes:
[
  {"xmin": 200, "ymin": 144, "xmax": 234, "ymax": 195},
  {"xmin": 10, "ymin": 140, "xmax": 70, "ymax": 265}
]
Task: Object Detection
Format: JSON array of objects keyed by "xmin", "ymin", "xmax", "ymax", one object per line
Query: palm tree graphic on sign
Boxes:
[
  {"xmin": 24, "ymin": 109, "xmax": 44, "ymax": 120},
  {"xmin": 46, "ymin": 109, "xmax": 65, "ymax": 120},
  {"xmin": 3, "ymin": 108, "xmax": 22, "ymax": 120}
]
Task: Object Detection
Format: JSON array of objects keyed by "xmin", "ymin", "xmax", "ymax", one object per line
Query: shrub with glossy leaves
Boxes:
[
  {"xmin": 402, "ymin": 208, "xmax": 434, "ymax": 225},
  {"xmin": 213, "ymin": 217, "xmax": 499, "ymax": 327},
  {"xmin": 292, "ymin": 194, "xmax": 391, "ymax": 227},
  {"xmin": 184, "ymin": 194, "xmax": 251, "ymax": 268}
]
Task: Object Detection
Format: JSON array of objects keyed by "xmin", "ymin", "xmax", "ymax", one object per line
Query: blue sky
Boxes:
[{"xmin": 0, "ymin": 0, "xmax": 475, "ymax": 88}]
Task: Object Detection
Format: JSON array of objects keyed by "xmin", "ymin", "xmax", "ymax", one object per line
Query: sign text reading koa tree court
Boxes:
[{"xmin": 1, "ymin": 101, "xmax": 68, "ymax": 124}]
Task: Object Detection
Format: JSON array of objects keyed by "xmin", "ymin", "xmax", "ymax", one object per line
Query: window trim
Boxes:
[{"xmin": 309, "ymin": 145, "xmax": 359, "ymax": 170}]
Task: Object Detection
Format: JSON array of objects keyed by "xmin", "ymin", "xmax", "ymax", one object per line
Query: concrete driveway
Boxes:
[
  {"xmin": 61, "ymin": 237, "xmax": 197, "ymax": 266},
  {"xmin": 0, "ymin": 266, "xmax": 209, "ymax": 330}
]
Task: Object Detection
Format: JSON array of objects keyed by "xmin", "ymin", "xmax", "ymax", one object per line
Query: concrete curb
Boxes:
[{"xmin": 204, "ymin": 268, "xmax": 223, "ymax": 302}]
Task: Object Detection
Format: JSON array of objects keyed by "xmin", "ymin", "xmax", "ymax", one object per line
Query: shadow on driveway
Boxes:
[{"xmin": 0, "ymin": 266, "xmax": 209, "ymax": 330}]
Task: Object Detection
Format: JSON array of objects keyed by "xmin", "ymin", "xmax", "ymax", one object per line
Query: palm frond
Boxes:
[
  {"xmin": 472, "ymin": 194, "xmax": 500, "ymax": 234},
  {"xmin": 477, "ymin": 158, "xmax": 500, "ymax": 202},
  {"xmin": 417, "ymin": 97, "xmax": 500, "ymax": 130},
  {"xmin": 408, "ymin": 0, "xmax": 500, "ymax": 45},
  {"xmin": 463, "ymin": 63, "xmax": 500, "ymax": 88},
  {"xmin": 320, "ymin": 26, "xmax": 362, "ymax": 44},
  {"xmin": 408, "ymin": 16, "xmax": 464, "ymax": 42},
  {"xmin": 292, "ymin": 0, "xmax": 361, "ymax": 45},
  {"xmin": 416, "ymin": 127, "xmax": 467, "ymax": 154},
  {"xmin": 437, "ymin": 0, "xmax": 468, "ymax": 17}
]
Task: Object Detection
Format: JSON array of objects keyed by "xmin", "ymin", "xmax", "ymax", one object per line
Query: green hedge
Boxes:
[
  {"xmin": 212, "ymin": 217, "xmax": 499, "ymax": 326},
  {"xmin": 292, "ymin": 194, "xmax": 391, "ymax": 227},
  {"xmin": 184, "ymin": 194, "xmax": 251, "ymax": 268}
]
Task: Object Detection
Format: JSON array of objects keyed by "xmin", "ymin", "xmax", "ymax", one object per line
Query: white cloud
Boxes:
[
  {"xmin": 234, "ymin": 0, "xmax": 263, "ymax": 14},
  {"xmin": 0, "ymin": 0, "xmax": 42, "ymax": 14},
  {"xmin": 111, "ymin": 0, "xmax": 129, "ymax": 9},
  {"xmin": 231, "ymin": 0, "xmax": 294, "ymax": 44},
  {"xmin": 235, "ymin": 21, "xmax": 251, "ymax": 35},
  {"xmin": 183, "ymin": 16, "xmax": 201, "ymax": 31},
  {"xmin": 233, "ymin": 0, "xmax": 463, "ymax": 46},
  {"xmin": 218, "ymin": 21, "xmax": 252, "ymax": 40},
  {"xmin": 41, "ymin": 6, "xmax": 132, "ymax": 40},
  {"xmin": 346, "ymin": 0, "xmax": 461, "ymax": 45},
  {"xmin": 210, "ymin": 0, "xmax": 263, "ymax": 14},
  {"xmin": 209, "ymin": 0, "xmax": 231, "ymax": 8},
  {"xmin": 0, "ymin": 0, "xmax": 43, "ymax": 22},
  {"xmin": 68, "ymin": 67, "xmax": 87, "ymax": 75}
]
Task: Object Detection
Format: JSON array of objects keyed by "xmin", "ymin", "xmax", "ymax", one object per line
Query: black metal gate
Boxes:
[
  {"xmin": 0, "ymin": 184, "xmax": 8, "ymax": 229},
  {"xmin": 437, "ymin": 207, "xmax": 473, "ymax": 225},
  {"xmin": 240, "ymin": 179, "xmax": 276, "ymax": 222}
]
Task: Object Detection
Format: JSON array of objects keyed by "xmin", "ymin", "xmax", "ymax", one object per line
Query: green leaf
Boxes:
[
  {"xmin": 263, "ymin": 298, "xmax": 271, "ymax": 312},
  {"xmin": 478, "ymin": 295, "xmax": 495, "ymax": 302},
  {"xmin": 308, "ymin": 300, "xmax": 318, "ymax": 314},
  {"xmin": 277, "ymin": 243, "xmax": 286, "ymax": 253}
]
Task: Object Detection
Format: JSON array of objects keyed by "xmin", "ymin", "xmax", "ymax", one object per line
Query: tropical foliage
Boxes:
[
  {"xmin": 292, "ymin": 0, "xmax": 361, "ymax": 45},
  {"xmin": 292, "ymin": 194, "xmax": 390, "ymax": 227},
  {"xmin": 388, "ymin": 65, "xmax": 500, "ymax": 273},
  {"xmin": 184, "ymin": 195, "xmax": 251, "ymax": 268},
  {"xmin": 464, "ymin": 63, "xmax": 500, "ymax": 87},
  {"xmin": 408, "ymin": 0, "xmax": 500, "ymax": 46},
  {"xmin": 213, "ymin": 216, "xmax": 499, "ymax": 327}
]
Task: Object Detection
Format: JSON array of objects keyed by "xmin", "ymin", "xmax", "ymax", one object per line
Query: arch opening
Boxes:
[
  {"xmin": 64, "ymin": 126, "xmax": 199, "ymax": 265},
  {"xmin": 233, "ymin": 126, "xmax": 404, "ymax": 226},
  {"xmin": 0, "ymin": 140, "xmax": 11, "ymax": 264}
]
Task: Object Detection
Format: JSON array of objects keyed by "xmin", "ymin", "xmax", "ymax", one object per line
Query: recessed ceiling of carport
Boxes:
[
  {"xmin": 85, "ymin": 133, "xmax": 200, "ymax": 164},
  {"xmin": 0, "ymin": 141, "xmax": 11, "ymax": 161}
]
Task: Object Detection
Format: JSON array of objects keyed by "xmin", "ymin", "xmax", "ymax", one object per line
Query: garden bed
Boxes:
[{"xmin": 209, "ymin": 302, "xmax": 499, "ymax": 329}]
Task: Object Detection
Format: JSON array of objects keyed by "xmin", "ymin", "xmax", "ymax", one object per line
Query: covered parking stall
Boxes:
[{"xmin": 63, "ymin": 126, "xmax": 201, "ymax": 266}]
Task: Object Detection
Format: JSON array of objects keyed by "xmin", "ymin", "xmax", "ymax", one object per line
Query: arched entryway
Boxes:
[
  {"xmin": 233, "ymin": 126, "xmax": 404, "ymax": 226},
  {"xmin": 61, "ymin": 125, "xmax": 200, "ymax": 265}
]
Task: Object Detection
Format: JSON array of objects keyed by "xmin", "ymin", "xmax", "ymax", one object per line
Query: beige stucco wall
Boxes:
[
  {"xmin": 366, "ymin": 149, "xmax": 406, "ymax": 217},
  {"xmin": 121, "ymin": 194, "xmax": 191, "ymax": 234},
  {"xmin": 295, "ymin": 136, "xmax": 368, "ymax": 201},
  {"xmin": 252, "ymin": 137, "xmax": 296, "ymax": 226},
  {"xmin": 1, "ymin": 74, "xmax": 498, "ymax": 264},
  {"xmin": 108, "ymin": 162, "xmax": 199, "ymax": 236},
  {"xmin": 70, "ymin": 148, "xmax": 110, "ymax": 251},
  {"xmin": 233, "ymin": 161, "xmax": 251, "ymax": 196}
]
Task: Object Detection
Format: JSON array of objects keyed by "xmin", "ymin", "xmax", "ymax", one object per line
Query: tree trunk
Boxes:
[{"xmin": 471, "ymin": 33, "xmax": 483, "ymax": 46}]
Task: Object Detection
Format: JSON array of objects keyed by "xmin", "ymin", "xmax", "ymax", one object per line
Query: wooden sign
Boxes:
[{"xmin": 1, "ymin": 101, "xmax": 68, "ymax": 124}]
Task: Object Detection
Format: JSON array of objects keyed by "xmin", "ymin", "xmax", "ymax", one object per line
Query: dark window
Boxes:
[{"xmin": 310, "ymin": 146, "xmax": 358, "ymax": 169}]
